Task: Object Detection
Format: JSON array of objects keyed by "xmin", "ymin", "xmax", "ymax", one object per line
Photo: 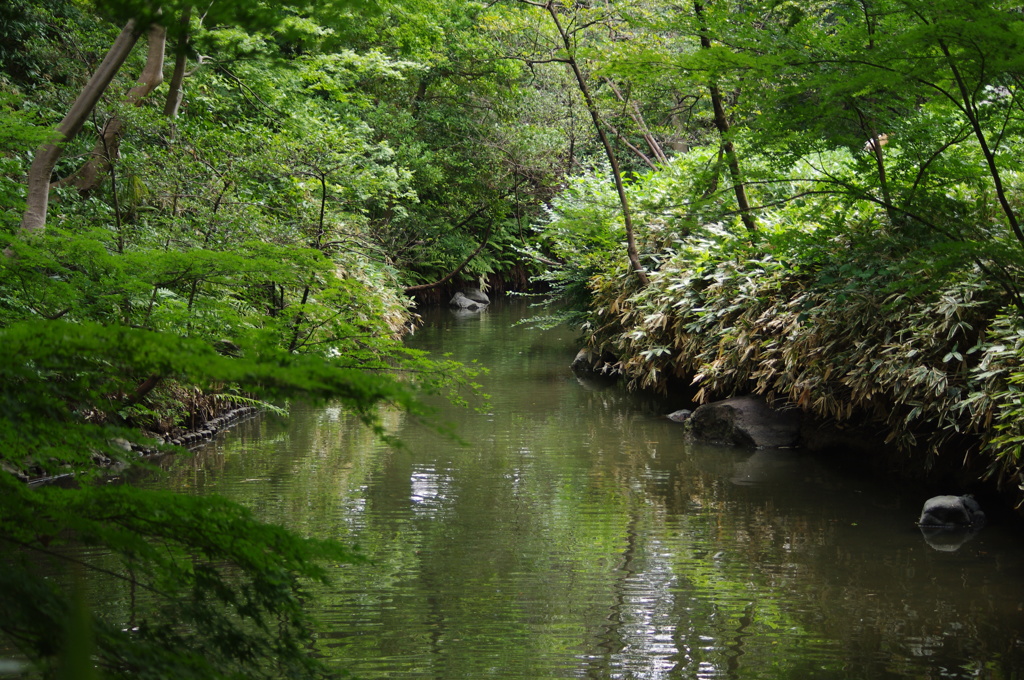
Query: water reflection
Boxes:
[
  {"xmin": 729, "ymin": 449, "xmax": 804, "ymax": 486},
  {"xmin": 409, "ymin": 466, "xmax": 453, "ymax": 517},
  {"xmin": 919, "ymin": 525, "xmax": 982, "ymax": 553},
  {"xmin": 149, "ymin": 299, "xmax": 1024, "ymax": 679}
]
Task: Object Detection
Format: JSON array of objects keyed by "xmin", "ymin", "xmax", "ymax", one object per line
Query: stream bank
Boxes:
[
  {"xmin": 572, "ymin": 340, "xmax": 1024, "ymax": 524},
  {"xmin": 562, "ymin": 234, "xmax": 1024, "ymax": 520}
]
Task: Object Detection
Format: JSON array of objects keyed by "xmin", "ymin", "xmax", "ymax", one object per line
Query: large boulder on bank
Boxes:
[{"xmin": 687, "ymin": 395, "xmax": 802, "ymax": 448}]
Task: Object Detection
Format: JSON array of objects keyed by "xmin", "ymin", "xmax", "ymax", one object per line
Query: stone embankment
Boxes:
[
  {"xmin": 17, "ymin": 405, "xmax": 262, "ymax": 487},
  {"xmin": 160, "ymin": 405, "xmax": 260, "ymax": 449}
]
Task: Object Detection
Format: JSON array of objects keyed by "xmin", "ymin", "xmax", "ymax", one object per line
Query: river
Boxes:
[{"xmin": 148, "ymin": 298, "xmax": 1024, "ymax": 679}]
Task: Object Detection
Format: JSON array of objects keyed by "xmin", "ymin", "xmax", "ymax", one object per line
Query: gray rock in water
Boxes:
[
  {"xmin": 449, "ymin": 291, "xmax": 486, "ymax": 310},
  {"xmin": 571, "ymin": 348, "xmax": 597, "ymax": 374},
  {"xmin": 918, "ymin": 495, "xmax": 985, "ymax": 552},
  {"xmin": 687, "ymin": 395, "xmax": 801, "ymax": 448},
  {"xmin": 570, "ymin": 348, "xmax": 618, "ymax": 380},
  {"xmin": 666, "ymin": 409, "xmax": 693, "ymax": 423},
  {"xmin": 462, "ymin": 287, "xmax": 490, "ymax": 304},
  {"xmin": 917, "ymin": 494, "xmax": 985, "ymax": 528}
]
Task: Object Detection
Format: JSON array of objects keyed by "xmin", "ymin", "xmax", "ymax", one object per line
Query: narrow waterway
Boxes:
[{"xmin": 153, "ymin": 299, "xmax": 1024, "ymax": 679}]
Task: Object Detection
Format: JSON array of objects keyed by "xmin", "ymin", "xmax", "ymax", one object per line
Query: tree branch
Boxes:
[{"xmin": 19, "ymin": 20, "xmax": 144, "ymax": 234}]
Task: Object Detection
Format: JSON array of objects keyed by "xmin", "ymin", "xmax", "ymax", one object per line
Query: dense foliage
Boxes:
[
  {"xmin": 522, "ymin": 0, "xmax": 1024, "ymax": 490},
  {"xmin": 0, "ymin": 0, "xmax": 502, "ymax": 677},
  {"xmin": 6, "ymin": 0, "xmax": 1024, "ymax": 675}
]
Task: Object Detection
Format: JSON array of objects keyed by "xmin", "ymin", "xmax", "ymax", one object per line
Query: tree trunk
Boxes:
[
  {"xmin": 855, "ymin": 13, "xmax": 899, "ymax": 228},
  {"xmin": 401, "ymin": 185, "xmax": 522, "ymax": 295},
  {"xmin": 403, "ymin": 223, "xmax": 494, "ymax": 296},
  {"xmin": 867, "ymin": 128, "xmax": 896, "ymax": 223},
  {"xmin": 65, "ymin": 24, "xmax": 166, "ymax": 194},
  {"xmin": 694, "ymin": 1, "xmax": 757, "ymax": 235},
  {"xmin": 545, "ymin": 2, "xmax": 649, "ymax": 286},
  {"xmin": 20, "ymin": 20, "xmax": 144, "ymax": 234},
  {"xmin": 707, "ymin": 82, "xmax": 756, "ymax": 233},
  {"xmin": 164, "ymin": 9, "xmax": 192, "ymax": 118},
  {"xmin": 606, "ymin": 120, "xmax": 657, "ymax": 170}
]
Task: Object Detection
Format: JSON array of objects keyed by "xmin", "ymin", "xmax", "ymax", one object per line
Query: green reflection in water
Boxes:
[{"xmin": 151, "ymin": 300, "xmax": 1024, "ymax": 680}]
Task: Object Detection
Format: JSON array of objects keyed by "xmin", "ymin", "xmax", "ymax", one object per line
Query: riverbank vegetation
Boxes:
[
  {"xmin": 524, "ymin": 0, "xmax": 1024, "ymax": 494},
  {"xmin": 4, "ymin": 0, "xmax": 1024, "ymax": 675}
]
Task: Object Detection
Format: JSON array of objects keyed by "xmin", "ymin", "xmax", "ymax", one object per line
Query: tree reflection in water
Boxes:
[{"xmin": 150, "ymin": 300, "xmax": 1024, "ymax": 679}]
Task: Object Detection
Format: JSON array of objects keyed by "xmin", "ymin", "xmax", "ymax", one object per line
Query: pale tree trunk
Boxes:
[
  {"xmin": 606, "ymin": 119, "xmax": 657, "ymax": 170},
  {"xmin": 667, "ymin": 112, "xmax": 690, "ymax": 153},
  {"xmin": 126, "ymin": 26, "xmax": 167, "ymax": 109},
  {"xmin": 605, "ymin": 79, "xmax": 669, "ymax": 165},
  {"xmin": 20, "ymin": 20, "xmax": 144, "ymax": 234},
  {"xmin": 64, "ymin": 24, "xmax": 166, "ymax": 194},
  {"xmin": 694, "ymin": 1, "xmax": 757, "ymax": 235}
]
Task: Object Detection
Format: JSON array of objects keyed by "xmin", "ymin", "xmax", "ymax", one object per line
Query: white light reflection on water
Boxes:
[{"xmin": 410, "ymin": 466, "xmax": 453, "ymax": 517}]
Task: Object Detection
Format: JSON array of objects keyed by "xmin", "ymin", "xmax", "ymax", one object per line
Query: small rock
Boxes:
[
  {"xmin": 918, "ymin": 494, "xmax": 985, "ymax": 528},
  {"xmin": 570, "ymin": 348, "xmax": 619, "ymax": 379},
  {"xmin": 108, "ymin": 437, "xmax": 133, "ymax": 452},
  {"xmin": 918, "ymin": 495, "xmax": 985, "ymax": 552}
]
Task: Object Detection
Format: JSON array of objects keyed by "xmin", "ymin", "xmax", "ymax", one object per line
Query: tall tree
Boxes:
[
  {"xmin": 519, "ymin": 0, "xmax": 650, "ymax": 286},
  {"xmin": 59, "ymin": 23, "xmax": 167, "ymax": 194},
  {"xmin": 693, "ymin": 0, "xmax": 757, "ymax": 235}
]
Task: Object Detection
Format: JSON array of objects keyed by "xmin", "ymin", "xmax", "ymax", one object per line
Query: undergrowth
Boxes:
[{"xmin": 536, "ymin": 150, "xmax": 1024, "ymax": 491}]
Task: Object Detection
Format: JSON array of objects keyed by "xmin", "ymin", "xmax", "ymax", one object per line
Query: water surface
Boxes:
[{"xmin": 156, "ymin": 299, "xmax": 1024, "ymax": 679}]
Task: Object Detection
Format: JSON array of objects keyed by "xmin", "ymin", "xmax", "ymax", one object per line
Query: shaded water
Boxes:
[{"xmin": 153, "ymin": 300, "xmax": 1024, "ymax": 679}]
